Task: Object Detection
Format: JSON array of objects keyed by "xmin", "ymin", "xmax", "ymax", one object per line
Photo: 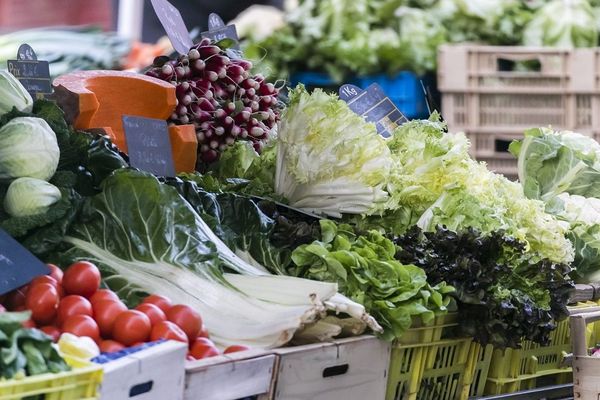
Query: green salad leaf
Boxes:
[
  {"xmin": 0, "ymin": 311, "xmax": 69, "ymax": 379},
  {"xmin": 523, "ymin": 0, "xmax": 598, "ymax": 47},
  {"xmin": 290, "ymin": 220, "xmax": 454, "ymax": 340},
  {"xmin": 275, "ymin": 86, "xmax": 392, "ymax": 217}
]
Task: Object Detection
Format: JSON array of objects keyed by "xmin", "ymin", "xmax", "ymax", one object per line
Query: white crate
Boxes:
[
  {"xmin": 268, "ymin": 335, "xmax": 391, "ymax": 400},
  {"xmin": 100, "ymin": 341, "xmax": 187, "ymax": 400},
  {"xmin": 184, "ymin": 349, "xmax": 276, "ymax": 400},
  {"xmin": 570, "ymin": 311, "xmax": 600, "ymax": 400}
]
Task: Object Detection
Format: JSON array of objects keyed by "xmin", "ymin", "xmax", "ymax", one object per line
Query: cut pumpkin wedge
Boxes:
[{"xmin": 53, "ymin": 70, "xmax": 176, "ymax": 153}]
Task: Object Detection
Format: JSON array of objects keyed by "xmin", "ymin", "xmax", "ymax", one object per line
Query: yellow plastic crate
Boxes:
[
  {"xmin": 484, "ymin": 302, "xmax": 600, "ymax": 395},
  {"xmin": 386, "ymin": 313, "xmax": 486, "ymax": 400},
  {"xmin": 0, "ymin": 365, "xmax": 103, "ymax": 400}
]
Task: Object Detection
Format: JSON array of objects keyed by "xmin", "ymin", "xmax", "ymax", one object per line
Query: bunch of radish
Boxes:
[
  {"xmin": 145, "ymin": 38, "xmax": 281, "ymax": 165},
  {"xmin": 0, "ymin": 261, "xmax": 250, "ymax": 360}
]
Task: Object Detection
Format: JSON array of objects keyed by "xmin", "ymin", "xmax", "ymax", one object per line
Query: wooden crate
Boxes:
[
  {"xmin": 185, "ymin": 349, "xmax": 276, "ymax": 400},
  {"xmin": 268, "ymin": 335, "xmax": 391, "ymax": 400},
  {"xmin": 99, "ymin": 341, "xmax": 187, "ymax": 400}
]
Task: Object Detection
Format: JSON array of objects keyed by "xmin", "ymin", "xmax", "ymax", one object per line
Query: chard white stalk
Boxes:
[{"xmin": 324, "ymin": 293, "xmax": 383, "ymax": 333}]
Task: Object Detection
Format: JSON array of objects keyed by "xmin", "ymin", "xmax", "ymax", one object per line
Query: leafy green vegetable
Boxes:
[
  {"xmin": 0, "ymin": 70, "xmax": 32, "ymax": 114},
  {"xmin": 432, "ymin": 0, "xmax": 532, "ymax": 45},
  {"xmin": 381, "ymin": 117, "xmax": 574, "ymax": 265},
  {"xmin": 509, "ymin": 127, "xmax": 600, "ymax": 201},
  {"xmin": 523, "ymin": 0, "xmax": 598, "ymax": 47},
  {"xmin": 548, "ymin": 193, "xmax": 600, "ymax": 282},
  {"xmin": 56, "ymin": 169, "xmax": 366, "ymax": 349},
  {"xmin": 290, "ymin": 220, "xmax": 454, "ymax": 340},
  {"xmin": 275, "ymin": 86, "xmax": 392, "ymax": 217},
  {"xmin": 395, "ymin": 226, "xmax": 574, "ymax": 348},
  {"xmin": 0, "ymin": 117, "xmax": 59, "ymax": 181},
  {"xmin": 203, "ymin": 140, "xmax": 278, "ymax": 199},
  {"xmin": 247, "ymin": 0, "xmax": 447, "ymax": 80},
  {"xmin": 0, "ymin": 100, "xmax": 127, "ymax": 257},
  {"xmin": 0, "ymin": 311, "xmax": 70, "ymax": 379},
  {"xmin": 4, "ymin": 177, "xmax": 61, "ymax": 217}
]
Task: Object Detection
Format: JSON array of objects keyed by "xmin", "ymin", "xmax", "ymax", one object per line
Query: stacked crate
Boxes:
[{"xmin": 438, "ymin": 44, "xmax": 600, "ymax": 180}]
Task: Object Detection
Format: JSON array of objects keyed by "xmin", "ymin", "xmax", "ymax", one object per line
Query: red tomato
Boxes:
[
  {"xmin": 150, "ymin": 321, "xmax": 188, "ymax": 343},
  {"xmin": 112, "ymin": 310, "xmax": 151, "ymax": 346},
  {"xmin": 39, "ymin": 325, "xmax": 61, "ymax": 342},
  {"xmin": 189, "ymin": 337, "xmax": 219, "ymax": 360},
  {"xmin": 62, "ymin": 315, "xmax": 100, "ymax": 342},
  {"xmin": 142, "ymin": 295, "xmax": 172, "ymax": 314},
  {"xmin": 197, "ymin": 325, "xmax": 209, "ymax": 338},
  {"xmin": 25, "ymin": 283, "xmax": 59, "ymax": 325},
  {"xmin": 166, "ymin": 305, "xmax": 202, "ymax": 341},
  {"xmin": 30, "ymin": 275, "xmax": 57, "ymax": 287},
  {"xmin": 224, "ymin": 345, "xmax": 251, "ymax": 354},
  {"xmin": 99, "ymin": 340, "xmax": 125, "ymax": 353},
  {"xmin": 135, "ymin": 303, "xmax": 166, "ymax": 326},
  {"xmin": 62, "ymin": 261, "xmax": 101, "ymax": 298},
  {"xmin": 57, "ymin": 295, "xmax": 93, "ymax": 326},
  {"xmin": 93, "ymin": 300, "xmax": 127, "ymax": 338},
  {"xmin": 30, "ymin": 276, "xmax": 64, "ymax": 298},
  {"xmin": 6, "ymin": 288, "xmax": 26, "ymax": 310},
  {"xmin": 89, "ymin": 289, "xmax": 119, "ymax": 306},
  {"xmin": 21, "ymin": 318, "xmax": 35, "ymax": 329},
  {"xmin": 46, "ymin": 264, "xmax": 64, "ymax": 283}
]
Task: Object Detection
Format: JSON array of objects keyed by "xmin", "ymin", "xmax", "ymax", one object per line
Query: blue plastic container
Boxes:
[{"xmin": 289, "ymin": 71, "xmax": 430, "ymax": 119}]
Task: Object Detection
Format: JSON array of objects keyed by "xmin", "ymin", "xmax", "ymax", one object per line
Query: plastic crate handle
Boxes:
[
  {"xmin": 495, "ymin": 55, "xmax": 542, "ymax": 73},
  {"xmin": 129, "ymin": 380, "xmax": 154, "ymax": 397},
  {"xmin": 570, "ymin": 311, "xmax": 600, "ymax": 357},
  {"xmin": 322, "ymin": 363, "xmax": 349, "ymax": 378}
]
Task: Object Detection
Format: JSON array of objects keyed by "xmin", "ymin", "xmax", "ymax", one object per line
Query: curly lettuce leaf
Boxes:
[
  {"xmin": 384, "ymin": 118, "xmax": 574, "ymax": 265},
  {"xmin": 275, "ymin": 85, "xmax": 392, "ymax": 217}
]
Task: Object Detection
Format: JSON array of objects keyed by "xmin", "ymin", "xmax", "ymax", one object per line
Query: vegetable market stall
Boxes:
[{"xmin": 1, "ymin": 1, "xmax": 600, "ymax": 399}]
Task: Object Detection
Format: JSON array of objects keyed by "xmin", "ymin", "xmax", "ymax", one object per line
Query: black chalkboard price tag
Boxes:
[
  {"xmin": 122, "ymin": 115, "xmax": 176, "ymax": 177},
  {"xmin": 0, "ymin": 228, "xmax": 50, "ymax": 295},
  {"xmin": 7, "ymin": 44, "xmax": 52, "ymax": 100},
  {"xmin": 150, "ymin": 0, "xmax": 193, "ymax": 55},
  {"xmin": 201, "ymin": 13, "xmax": 242, "ymax": 58},
  {"xmin": 339, "ymin": 83, "xmax": 408, "ymax": 138}
]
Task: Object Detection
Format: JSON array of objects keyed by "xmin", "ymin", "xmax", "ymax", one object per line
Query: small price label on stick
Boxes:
[
  {"xmin": 122, "ymin": 115, "xmax": 176, "ymax": 177},
  {"xmin": 150, "ymin": 0, "xmax": 193, "ymax": 55},
  {"xmin": 201, "ymin": 13, "xmax": 242, "ymax": 58},
  {"xmin": 0, "ymin": 228, "xmax": 50, "ymax": 295},
  {"xmin": 7, "ymin": 44, "xmax": 52, "ymax": 100},
  {"xmin": 339, "ymin": 83, "xmax": 408, "ymax": 138}
]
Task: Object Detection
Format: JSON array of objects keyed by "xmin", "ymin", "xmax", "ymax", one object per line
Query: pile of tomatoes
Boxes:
[{"xmin": 0, "ymin": 261, "xmax": 249, "ymax": 360}]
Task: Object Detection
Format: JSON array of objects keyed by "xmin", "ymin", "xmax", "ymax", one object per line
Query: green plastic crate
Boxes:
[
  {"xmin": 485, "ymin": 303, "xmax": 600, "ymax": 395},
  {"xmin": 0, "ymin": 365, "xmax": 103, "ymax": 400},
  {"xmin": 386, "ymin": 314, "xmax": 487, "ymax": 400},
  {"xmin": 468, "ymin": 344, "xmax": 494, "ymax": 398}
]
